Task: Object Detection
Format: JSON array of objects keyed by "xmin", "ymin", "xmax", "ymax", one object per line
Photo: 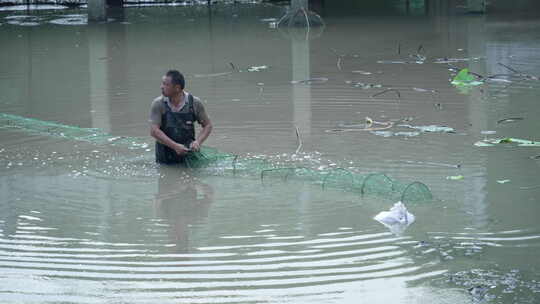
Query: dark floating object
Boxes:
[
  {"xmin": 468, "ymin": 285, "xmax": 489, "ymax": 301},
  {"xmin": 530, "ymin": 155, "xmax": 540, "ymax": 160},
  {"xmin": 497, "ymin": 117, "xmax": 524, "ymax": 124}
]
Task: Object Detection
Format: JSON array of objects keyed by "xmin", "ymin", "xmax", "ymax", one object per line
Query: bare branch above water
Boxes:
[{"xmin": 372, "ymin": 89, "xmax": 401, "ymax": 99}]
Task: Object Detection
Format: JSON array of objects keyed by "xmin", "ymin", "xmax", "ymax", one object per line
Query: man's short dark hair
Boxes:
[{"xmin": 166, "ymin": 70, "xmax": 185, "ymax": 89}]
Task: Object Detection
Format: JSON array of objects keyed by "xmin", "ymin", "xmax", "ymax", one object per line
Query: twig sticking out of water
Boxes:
[
  {"xmin": 408, "ymin": 44, "xmax": 426, "ymax": 62},
  {"xmin": 486, "ymin": 73, "xmax": 514, "ymax": 79},
  {"xmin": 300, "ymin": 7, "xmax": 310, "ymax": 30},
  {"xmin": 498, "ymin": 62, "xmax": 539, "ymax": 80},
  {"xmin": 446, "ymin": 64, "xmax": 484, "ymax": 79},
  {"xmin": 498, "ymin": 63, "xmax": 520, "ymax": 74},
  {"xmin": 276, "ymin": 11, "xmax": 288, "ymax": 27},
  {"xmin": 372, "ymin": 89, "xmax": 401, "ymax": 99},
  {"xmin": 397, "ymin": 42, "xmax": 401, "ymax": 55},
  {"xmin": 229, "ymin": 62, "xmax": 237, "ymax": 71},
  {"xmin": 330, "ymin": 48, "xmax": 345, "ymax": 71},
  {"xmin": 256, "ymin": 83, "xmax": 264, "ymax": 101},
  {"xmin": 468, "ymin": 71, "xmax": 485, "ymax": 79},
  {"xmin": 295, "ymin": 125, "xmax": 303, "ymax": 154}
]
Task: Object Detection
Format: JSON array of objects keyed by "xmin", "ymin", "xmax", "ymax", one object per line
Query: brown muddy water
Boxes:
[{"xmin": 1, "ymin": 2, "xmax": 540, "ymax": 303}]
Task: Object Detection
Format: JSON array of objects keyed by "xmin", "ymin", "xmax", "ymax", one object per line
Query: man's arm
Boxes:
[
  {"xmin": 190, "ymin": 119, "xmax": 213, "ymax": 151},
  {"xmin": 189, "ymin": 99, "xmax": 213, "ymax": 152},
  {"xmin": 150, "ymin": 124, "xmax": 190, "ymax": 155}
]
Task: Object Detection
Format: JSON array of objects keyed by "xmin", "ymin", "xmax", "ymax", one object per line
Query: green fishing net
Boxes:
[
  {"xmin": 1, "ymin": 113, "xmax": 433, "ymax": 203},
  {"xmin": 186, "ymin": 147, "xmax": 433, "ymax": 203}
]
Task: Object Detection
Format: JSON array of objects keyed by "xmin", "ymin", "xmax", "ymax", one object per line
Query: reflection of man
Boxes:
[
  {"xmin": 0, "ymin": 201, "xmax": 18, "ymax": 239},
  {"xmin": 149, "ymin": 70, "xmax": 213, "ymax": 164},
  {"xmin": 154, "ymin": 167, "xmax": 214, "ymax": 252}
]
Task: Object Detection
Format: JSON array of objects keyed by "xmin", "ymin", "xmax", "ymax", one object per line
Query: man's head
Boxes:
[{"xmin": 161, "ymin": 70, "xmax": 185, "ymax": 97}]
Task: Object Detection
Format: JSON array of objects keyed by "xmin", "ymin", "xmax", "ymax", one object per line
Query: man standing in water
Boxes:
[{"xmin": 149, "ymin": 70, "xmax": 213, "ymax": 164}]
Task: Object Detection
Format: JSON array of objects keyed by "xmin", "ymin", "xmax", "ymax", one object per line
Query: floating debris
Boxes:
[
  {"xmin": 370, "ymin": 131, "xmax": 420, "ymax": 137},
  {"xmin": 391, "ymin": 160, "xmax": 460, "ymax": 168},
  {"xmin": 351, "ymin": 70, "xmax": 372, "ymax": 75},
  {"xmin": 291, "ymin": 77, "xmax": 328, "ymax": 85},
  {"xmin": 329, "ymin": 119, "xmax": 394, "ymax": 133},
  {"xmin": 445, "ymin": 268, "xmax": 540, "ymax": 303},
  {"xmin": 377, "ymin": 44, "xmax": 427, "ymax": 64},
  {"xmin": 497, "ymin": 117, "xmax": 524, "ymax": 124},
  {"xmin": 498, "ymin": 62, "xmax": 539, "ymax": 81},
  {"xmin": 398, "ymin": 124, "xmax": 455, "ymax": 133},
  {"xmin": 486, "ymin": 77, "xmax": 512, "ymax": 84},
  {"xmin": 374, "ymin": 201, "xmax": 415, "ymax": 235},
  {"xmin": 447, "ymin": 175, "xmax": 464, "ymax": 181},
  {"xmin": 474, "ymin": 137, "xmax": 540, "ymax": 147},
  {"xmin": 468, "ymin": 285, "xmax": 490, "ymax": 302},
  {"xmin": 348, "ymin": 81, "xmax": 382, "ymax": 89},
  {"xmin": 107, "ymin": 136, "xmax": 125, "ymax": 142},
  {"xmin": 247, "ymin": 65, "xmax": 268, "ymax": 72},
  {"xmin": 409, "ymin": 45, "xmax": 426, "ymax": 63},
  {"xmin": 370, "ymin": 131, "xmax": 393, "ymax": 137},
  {"xmin": 434, "ymin": 57, "xmax": 482, "ymax": 64},
  {"xmin": 520, "ymin": 184, "xmax": 540, "ymax": 190},
  {"xmin": 497, "ymin": 179, "xmax": 511, "ymax": 184},
  {"xmin": 5, "ymin": 15, "xmax": 42, "ymax": 26},
  {"xmin": 330, "ymin": 48, "xmax": 346, "ymax": 71},
  {"xmin": 481, "ymin": 130, "xmax": 497, "ymax": 135},
  {"xmin": 372, "ymin": 88, "xmax": 401, "ymax": 99},
  {"xmin": 474, "ymin": 141, "xmax": 494, "ymax": 147},
  {"xmin": 412, "ymin": 87, "xmax": 437, "ymax": 93},
  {"xmin": 193, "ymin": 71, "xmax": 233, "ymax": 78},
  {"xmin": 49, "ymin": 15, "xmax": 87, "ymax": 26},
  {"xmin": 377, "ymin": 60, "xmax": 424, "ymax": 64},
  {"xmin": 0, "ymin": 5, "xmax": 68, "ymax": 11}
]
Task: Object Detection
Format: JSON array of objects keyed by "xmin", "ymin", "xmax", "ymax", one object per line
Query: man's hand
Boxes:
[
  {"xmin": 190, "ymin": 140, "xmax": 201, "ymax": 152},
  {"xmin": 173, "ymin": 143, "xmax": 190, "ymax": 155}
]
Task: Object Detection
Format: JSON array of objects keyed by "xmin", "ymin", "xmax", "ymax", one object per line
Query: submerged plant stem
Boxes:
[
  {"xmin": 295, "ymin": 125, "xmax": 303, "ymax": 154},
  {"xmin": 372, "ymin": 89, "xmax": 401, "ymax": 99}
]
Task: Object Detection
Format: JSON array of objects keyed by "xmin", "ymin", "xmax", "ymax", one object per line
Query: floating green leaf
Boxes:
[
  {"xmin": 454, "ymin": 68, "xmax": 475, "ymax": 83},
  {"xmin": 451, "ymin": 68, "xmax": 483, "ymax": 90}
]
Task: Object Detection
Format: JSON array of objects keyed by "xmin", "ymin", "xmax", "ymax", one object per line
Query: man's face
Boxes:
[{"xmin": 161, "ymin": 75, "xmax": 180, "ymax": 97}]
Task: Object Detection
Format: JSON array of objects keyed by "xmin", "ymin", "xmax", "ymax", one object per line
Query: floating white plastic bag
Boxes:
[{"xmin": 374, "ymin": 201, "xmax": 415, "ymax": 235}]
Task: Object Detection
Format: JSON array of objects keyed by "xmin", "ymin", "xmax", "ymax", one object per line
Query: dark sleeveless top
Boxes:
[{"xmin": 155, "ymin": 94, "xmax": 196, "ymax": 164}]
